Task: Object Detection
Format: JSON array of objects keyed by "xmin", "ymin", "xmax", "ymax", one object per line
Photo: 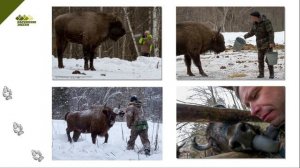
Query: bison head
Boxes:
[
  {"xmin": 108, "ymin": 20, "xmax": 126, "ymax": 41},
  {"xmin": 102, "ymin": 105, "xmax": 117, "ymax": 127},
  {"xmin": 227, "ymin": 122, "xmax": 261, "ymax": 151},
  {"xmin": 193, "ymin": 122, "xmax": 262, "ymax": 153},
  {"xmin": 211, "ymin": 28, "xmax": 226, "ymax": 54}
]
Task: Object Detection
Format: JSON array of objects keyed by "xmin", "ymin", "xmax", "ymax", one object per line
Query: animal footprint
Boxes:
[
  {"xmin": 3, "ymin": 86, "xmax": 12, "ymax": 100},
  {"xmin": 13, "ymin": 122, "xmax": 24, "ymax": 136},
  {"xmin": 31, "ymin": 150, "xmax": 44, "ymax": 162}
]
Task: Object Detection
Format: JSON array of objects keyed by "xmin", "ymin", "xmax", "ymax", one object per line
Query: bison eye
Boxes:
[{"xmin": 240, "ymin": 124, "xmax": 248, "ymax": 132}]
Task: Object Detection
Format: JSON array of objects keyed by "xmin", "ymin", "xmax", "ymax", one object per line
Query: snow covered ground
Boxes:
[
  {"xmin": 52, "ymin": 120, "xmax": 162, "ymax": 160},
  {"xmin": 177, "ymin": 32, "xmax": 285, "ymax": 80},
  {"xmin": 52, "ymin": 56, "xmax": 161, "ymax": 80}
]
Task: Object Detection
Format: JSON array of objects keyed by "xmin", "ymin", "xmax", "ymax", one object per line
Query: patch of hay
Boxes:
[{"xmin": 228, "ymin": 73, "xmax": 247, "ymax": 78}]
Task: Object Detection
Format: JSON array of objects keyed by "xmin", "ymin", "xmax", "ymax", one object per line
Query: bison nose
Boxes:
[
  {"xmin": 228, "ymin": 123, "xmax": 255, "ymax": 151},
  {"xmin": 229, "ymin": 140, "xmax": 242, "ymax": 150}
]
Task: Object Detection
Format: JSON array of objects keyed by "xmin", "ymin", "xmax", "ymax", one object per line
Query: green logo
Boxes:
[{"xmin": 16, "ymin": 14, "xmax": 36, "ymax": 26}]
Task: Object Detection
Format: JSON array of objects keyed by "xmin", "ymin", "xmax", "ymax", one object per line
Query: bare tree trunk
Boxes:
[
  {"xmin": 152, "ymin": 7, "xmax": 159, "ymax": 57},
  {"xmin": 123, "ymin": 7, "xmax": 140, "ymax": 56},
  {"xmin": 98, "ymin": 7, "xmax": 103, "ymax": 58},
  {"xmin": 177, "ymin": 104, "xmax": 262, "ymax": 122},
  {"xmin": 68, "ymin": 7, "xmax": 73, "ymax": 59},
  {"xmin": 208, "ymin": 86, "xmax": 217, "ymax": 105},
  {"xmin": 229, "ymin": 90, "xmax": 239, "ymax": 109},
  {"xmin": 122, "ymin": 35, "xmax": 127, "ymax": 59}
]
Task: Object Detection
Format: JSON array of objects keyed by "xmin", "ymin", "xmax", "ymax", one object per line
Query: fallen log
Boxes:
[
  {"xmin": 205, "ymin": 152, "xmax": 266, "ymax": 158},
  {"xmin": 177, "ymin": 104, "xmax": 262, "ymax": 123}
]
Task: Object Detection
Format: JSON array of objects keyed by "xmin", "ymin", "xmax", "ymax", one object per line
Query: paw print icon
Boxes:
[
  {"xmin": 31, "ymin": 150, "xmax": 44, "ymax": 162},
  {"xmin": 3, "ymin": 86, "xmax": 12, "ymax": 100},
  {"xmin": 13, "ymin": 122, "xmax": 24, "ymax": 136}
]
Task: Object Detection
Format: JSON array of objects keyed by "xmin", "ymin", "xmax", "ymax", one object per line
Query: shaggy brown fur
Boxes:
[
  {"xmin": 65, "ymin": 105, "xmax": 120, "ymax": 144},
  {"xmin": 176, "ymin": 22, "xmax": 226, "ymax": 76},
  {"xmin": 54, "ymin": 12, "xmax": 125, "ymax": 70},
  {"xmin": 193, "ymin": 122, "xmax": 261, "ymax": 156}
]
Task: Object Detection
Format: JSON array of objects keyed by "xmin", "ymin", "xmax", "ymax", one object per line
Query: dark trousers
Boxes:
[{"xmin": 258, "ymin": 48, "xmax": 274, "ymax": 76}]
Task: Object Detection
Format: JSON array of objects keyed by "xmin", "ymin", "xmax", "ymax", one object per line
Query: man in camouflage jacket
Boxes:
[
  {"xmin": 235, "ymin": 86, "xmax": 285, "ymax": 158},
  {"xmin": 244, "ymin": 11, "xmax": 275, "ymax": 79},
  {"xmin": 126, "ymin": 96, "xmax": 151, "ymax": 155}
]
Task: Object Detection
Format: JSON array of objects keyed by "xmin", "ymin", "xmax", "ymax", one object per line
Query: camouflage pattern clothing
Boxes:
[
  {"xmin": 125, "ymin": 101, "xmax": 151, "ymax": 155},
  {"xmin": 244, "ymin": 16, "xmax": 275, "ymax": 78},
  {"xmin": 139, "ymin": 34, "xmax": 154, "ymax": 56}
]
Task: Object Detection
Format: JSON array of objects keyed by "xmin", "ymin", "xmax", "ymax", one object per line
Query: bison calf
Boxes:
[
  {"xmin": 54, "ymin": 12, "xmax": 126, "ymax": 70},
  {"xmin": 176, "ymin": 22, "xmax": 226, "ymax": 76},
  {"xmin": 65, "ymin": 105, "xmax": 123, "ymax": 144}
]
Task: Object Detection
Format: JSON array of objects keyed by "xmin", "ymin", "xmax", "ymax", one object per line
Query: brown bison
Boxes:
[
  {"xmin": 64, "ymin": 105, "xmax": 124, "ymax": 144},
  {"xmin": 193, "ymin": 122, "xmax": 281, "ymax": 156},
  {"xmin": 54, "ymin": 12, "xmax": 126, "ymax": 70},
  {"xmin": 176, "ymin": 22, "xmax": 226, "ymax": 76}
]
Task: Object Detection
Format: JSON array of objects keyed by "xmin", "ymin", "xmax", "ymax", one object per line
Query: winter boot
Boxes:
[
  {"xmin": 268, "ymin": 65, "xmax": 274, "ymax": 79},
  {"xmin": 144, "ymin": 149, "xmax": 150, "ymax": 156},
  {"xmin": 257, "ymin": 66, "xmax": 264, "ymax": 78},
  {"xmin": 257, "ymin": 74, "xmax": 264, "ymax": 78}
]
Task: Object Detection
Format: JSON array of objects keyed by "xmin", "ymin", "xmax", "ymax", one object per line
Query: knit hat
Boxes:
[
  {"xmin": 130, "ymin": 95, "xmax": 138, "ymax": 102},
  {"xmin": 250, "ymin": 11, "xmax": 261, "ymax": 18}
]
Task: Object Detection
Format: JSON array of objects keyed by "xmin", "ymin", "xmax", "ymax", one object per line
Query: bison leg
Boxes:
[
  {"xmin": 72, "ymin": 130, "xmax": 81, "ymax": 142},
  {"xmin": 184, "ymin": 54, "xmax": 195, "ymax": 76},
  {"xmin": 89, "ymin": 50, "xmax": 96, "ymax": 71},
  {"xmin": 91, "ymin": 133, "xmax": 97, "ymax": 144},
  {"xmin": 191, "ymin": 54, "xmax": 208, "ymax": 77},
  {"xmin": 104, "ymin": 133, "xmax": 109, "ymax": 143},
  {"xmin": 83, "ymin": 46, "xmax": 90, "ymax": 70},
  {"xmin": 56, "ymin": 38, "xmax": 67, "ymax": 69},
  {"xmin": 66, "ymin": 129, "xmax": 72, "ymax": 143}
]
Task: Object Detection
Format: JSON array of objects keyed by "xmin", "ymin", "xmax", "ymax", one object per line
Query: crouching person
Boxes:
[{"xmin": 126, "ymin": 96, "xmax": 151, "ymax": 156}]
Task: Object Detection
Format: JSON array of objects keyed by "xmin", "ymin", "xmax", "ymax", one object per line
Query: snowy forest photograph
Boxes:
[
  {"xmin": 176, "ymin": 86, "xmax": 285, "ymax": 158},
  {"xmin": 52, "ymin": 87, "xmax": 162, "ymax": 160},
  {"xmin": 176, "ymin": 7, "xmax": 285, "ymax": 80},
  {"xmin": 52, "ymin": 7, "xmax": 162, "ymax": 80}
]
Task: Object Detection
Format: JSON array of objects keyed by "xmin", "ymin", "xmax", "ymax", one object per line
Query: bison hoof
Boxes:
[
  {"xmin": 90, "ymin": 67, "xmax": 96, "ymax": 71},
  {"xmin": 58, "ymin": 65, "xmax": 64, "ymax": 69},
  {"xmin": 201, "ymin": 73, "xmax": 208, "ymax": 77},
  {"xmin": 187, "ymin": 73, "xmax": 195, "ymax": 76}
]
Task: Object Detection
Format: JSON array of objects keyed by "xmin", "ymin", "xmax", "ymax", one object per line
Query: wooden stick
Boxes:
[{"xmin": 177, "ymin": 104, "xmax": 262, "ymax": 122}]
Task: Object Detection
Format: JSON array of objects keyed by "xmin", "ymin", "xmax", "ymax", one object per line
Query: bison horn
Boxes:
[
  {"xmin": 252, "ymin": 135, "xmax": 280, "ymax": 153},
  {"xmin": 103, "ymin": 103, "xmax": 107, "ymax": 108},
  {"xmin": 113, "ymin": 107, "xmax": 119, "ymax": 114},
  {"xmin": 192, "ymin": 137, "xmax": 212, "ymax": 151},
  {"xmin": 177, "ymin": 142, "xmax": 186, "ymax": 150}
]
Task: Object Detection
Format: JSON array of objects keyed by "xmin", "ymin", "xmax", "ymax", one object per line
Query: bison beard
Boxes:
[
  {"xmin": 54, "ymin": 12, "xmax": 126, "ymax": 70},
  {"xmin": 176, "ymin": 22, "xmax": 226, "ymax": 76},
  {"xmin": 64, "ymin": 105, "xmax": 121, "ymax": 144}
]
